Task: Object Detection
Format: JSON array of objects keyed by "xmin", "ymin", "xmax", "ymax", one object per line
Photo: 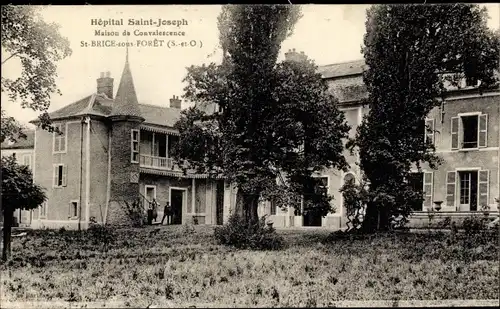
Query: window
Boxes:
[
  {"xmin": 448, "ymin": 170, "xmax": 489, "ymax": 211},
  {"xmin": 53, "ymin": 164, "xmax": 67, "ymax": 188},
  {"xmin": 408, "ymin": 172, "xmax": 433, "ymax": 211},
  {"xmin": 131, "ymin": 129, "xmax": 139, "ymax": 163},
  {"xmin": 270, "ymin": 200, "xmax": 277, "ymax": 215},
  {"xmin": 53, "ymin": 123, "xmax": 66, "ymax": 153},
  {"xmin": 69, "ymin": 201, "xmax": 78, "ymax": 218},
  {"xmin": 39, "ymin": 202, "xmax": 47, "ymax": 218},
  {"xmin": 451, "ymin": 114, "xmax": 488, "ymax": 150},
  {"xmin": 22, "ymin": 154, "xmax": 32, "ymax": 169},
  {"xmin": 343, "ymin": 173, "xmax": 355, "ymax": 186},
  {"xmin": 424, "ymin": 118, "xmax": 435, "ymax": 146},
  {"xmin": 409, "ymin": 172, "xmax": 424, "ymax": 211}
]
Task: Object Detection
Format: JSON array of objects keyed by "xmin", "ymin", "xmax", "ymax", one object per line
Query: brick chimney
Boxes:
[
  {"xmin": 97, "ymin": 71, "xmax": 114, "ymax": 99},
  {"xmin": 284, "ymin": 48, "xmax": 307, "ymax": 62},
  {"xmin": 169, "ymin": 95, "xmax": 182, "ymax": 109}
]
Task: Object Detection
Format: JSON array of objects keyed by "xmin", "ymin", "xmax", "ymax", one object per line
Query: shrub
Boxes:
[
  {"xmin": 214, "ymin": 214, "xmax": 284, "ymax": 250},
  {"xmin": 86, "ymin": 223, "xmax": 117, "ymax": 253}
]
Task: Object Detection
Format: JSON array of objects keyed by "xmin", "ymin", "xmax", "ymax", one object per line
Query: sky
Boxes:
[{"xmin": 2, "ymin": 4, "xmax": 499, "ymax": 127}]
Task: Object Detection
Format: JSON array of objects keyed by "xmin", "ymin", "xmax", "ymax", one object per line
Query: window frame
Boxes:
[
  {"xmin": 69, "ymin": 200, "xmax": 79, "ymax": 220},
  {"xmin": 39, "ymin": 202, "xmax": 47, "ymax": 219},
  {"xmin": 52, "ymin": 123, "xmax": 67, "ymax": 154},
  {"xmin": 131, "ymin": 129, "xmax": 140, "ymax": 163},
  {"xmin": 452, "ymin": 112, "xmax": 487, "ymax": 151},
  {"xmin": 53, "ymin": 163, "xmax": 67, "ymax": 188},
  {"xmin": 22, "ymin": 153, "xmax": 32, "ymax": 169}
]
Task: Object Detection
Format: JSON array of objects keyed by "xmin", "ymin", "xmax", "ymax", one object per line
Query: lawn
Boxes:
[{"xmin": 1, "ymin": 225, "xmax": 498, "ymax": 308}]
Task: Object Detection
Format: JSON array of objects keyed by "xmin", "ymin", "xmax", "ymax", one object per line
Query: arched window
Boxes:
[{"xmin": 343, "ymin": 172, "xmax": 356, "ymax": 186}]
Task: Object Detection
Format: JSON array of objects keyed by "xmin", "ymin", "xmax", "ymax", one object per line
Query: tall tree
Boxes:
[
  {"xmin": 1, "ymin": 5, "xmax": 72, "ymax": 142},
  {"xmin": 2, "ymin": 155, "xmax": 47, "ymax": 261},
  {"xmin": 173, "ymin": 5, "xmax": 350, "ymax": 223},
  {"xmin": 347, "ymin": 4, "xmax": 500, "ymax": 233}
]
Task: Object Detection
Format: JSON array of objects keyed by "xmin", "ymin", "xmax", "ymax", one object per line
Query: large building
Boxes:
[
  {"xmin": 5, "ymin": 49, "xmax": 499, "ymax": 230},
  {"xmin": 27, "ymin": 54, "xmax": 238, "ymax": 230},
  {"xmin": 263, "ymin": 52, "xmax": 499, "ymax": 228}
]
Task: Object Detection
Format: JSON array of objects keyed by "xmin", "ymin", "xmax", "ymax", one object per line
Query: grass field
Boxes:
[{"xmin": 1, "ymin": 225, "xmax": 498, "ymax": 308}]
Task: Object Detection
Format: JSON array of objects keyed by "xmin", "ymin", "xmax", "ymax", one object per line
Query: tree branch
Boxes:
[{"xmin": 1, "ymin": 52, "xmax": 20, "ymax": 65}]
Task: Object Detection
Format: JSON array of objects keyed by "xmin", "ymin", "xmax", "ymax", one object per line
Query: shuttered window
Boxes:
[
  {"xmin": 423, "ymin": 172, "xmax": 433, "ymax": 209},
  {"xmin": 478, "ymin": 170, "xmax": 489, "ymax": 209},
  {"xmin": 424, "ymin": 118, "xmax": 435, "ymax": 146},
  {"xmin": 450, "ymin": 117, "xmax": 459, "ymax": 150},
  {"xmin": 53, "ymin": 123, "xmax": 66, "ymax": 153},
  {"xmin": 478, "ymin": 114, "xmax": 488, "ymax": 148},
  {"xmin": 446, "ymin": 171, "xmax": 456, "ymax": 207},
  {"xmin": 451, "ymin": 113, "xmax": 488, "ymax": 150},
  {"xmin": 53, "ymin": 164, "xmax": 67, "ymax": 188}
]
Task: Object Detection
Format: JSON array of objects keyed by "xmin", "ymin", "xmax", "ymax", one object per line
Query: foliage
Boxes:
[
  {"xmin": 121, "ymin": 199, "xmax": 145, "ymax": 228},
  {"xmin": 1, "ymin": 5, "xmax": 72, "ymax": 141},
  {"xmin": 347, "ymin": 4, "xmax": 500, "ymax": 233},
  {"xmin": 214, "ymin": 214, "xmax": 284, "ymax": 250},
  {"xmin": 1, "ymin": 155, "xmax": 46, "ymax": 214},
  {"xmin": 1, "ymin": 155, "xmax": 47, "ymax": 261},
  {"xmin": 86, "ymin": 223, "xmax": 117, "ymax": 253},
  {"xmin": 173, "ymin": 5, "xmax": 349, "ymax": 223},
  {"xmin": 339, "ymin": 177, "xmax": 368, "ymax": 231},
  {"xmin": 1, "ymin": 226, "xmax": 498, "ymax": 305}
]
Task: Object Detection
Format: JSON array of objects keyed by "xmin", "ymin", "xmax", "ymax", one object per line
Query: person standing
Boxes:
[
  {"xmin": 161, "ymin": 202, "xmax": 172, "ymax": 225},
  {"xmin": 152, "ymin": 198, "xmax": 158, "ymax": 223}
]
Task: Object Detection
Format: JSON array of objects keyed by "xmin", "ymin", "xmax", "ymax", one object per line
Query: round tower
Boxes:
[{"xmin": 107, "ymin": 51, "xmax": 145, "ymax": 226}]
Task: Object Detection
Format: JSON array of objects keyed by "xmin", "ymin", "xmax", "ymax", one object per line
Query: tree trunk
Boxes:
[
  {"xmin": 2, "ymin": 209, "xmax": 14, "ymax": 262},
  {"xmin": 361, "ymin": 202, "xmax": 391, "ymax": 234}
]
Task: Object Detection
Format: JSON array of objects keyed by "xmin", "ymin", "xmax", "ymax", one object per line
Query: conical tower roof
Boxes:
[{"xmin": 110, "ymin": 49, "xmax": 144, "ymax": 121}]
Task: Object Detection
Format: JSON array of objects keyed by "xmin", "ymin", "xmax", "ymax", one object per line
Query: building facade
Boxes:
[
  {"xmin": 1, "ymin": 130, "xmax": 35, "ymax": 227},
  {"xmin": 8, "ymin": 50, "xmax": 498, "ymax": 230},
  {"xmin": 27, "ymin": 55, "xmax": 238, "ymax": 230},
  {"xmin": 262, "ymin": 52, "xmax": 499, "ymax": 228}
]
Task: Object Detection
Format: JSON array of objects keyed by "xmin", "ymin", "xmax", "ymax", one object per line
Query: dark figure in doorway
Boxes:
[
  {"xmin": 161, "ymin": 202, "xmax": 173, "ymax": 225},
  {"xmin": 151, "ymin": 198, "xmax": 158, "ymax": 222}
]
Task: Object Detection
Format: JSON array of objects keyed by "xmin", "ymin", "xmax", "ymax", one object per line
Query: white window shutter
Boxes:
[
  {"xmin": 478, "ymin": 170, "xmax": 489, "ymax": 209},
  {"xmin": 423, "ymin": 172, "xmax": 433, "ymax": 209},
  {"xmin": 446, "ymin": 171, "xmax": 456, "ymax": 207},
  {"xmin": 478, "ymin": 114, "xmax": 488, "ymax": 148},
  {"xmin": 53, "ymin": 166, "xmax": 58, "ymax": 187},
  {"xmin": 425, "ymin": 118, "xmax": 435, "ymax": 146},
  {"xmin": 62, "ymin": 165, "xmax": 67, "ymax": 187},
  {"xmin": 450, "ymin": 117, "xmax": 459, "ymax": 150}
]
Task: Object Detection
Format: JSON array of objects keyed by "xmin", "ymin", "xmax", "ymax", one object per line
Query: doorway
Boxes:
[
  {"xmin": 145, "ymin": 186, "xmax": 156, "ymax": 209},
  {"xmin": 170, "ymin": 189, "xmax": 184, "ymax": 225},
  {"xmin": 216, "ymin": 181, "xmax": 224, "ymax": 225},
  {"xmin": 458, "ymin": 171, "xmax": 478, "ymax": 211}
]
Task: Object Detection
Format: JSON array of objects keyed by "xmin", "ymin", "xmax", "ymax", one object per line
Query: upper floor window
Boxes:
[
  {"xmin": 53, "ymin": 123, "xmax": 66, "ymax": 153},
  {"xmin": 424, "ymin": 118, "xmax": 435, "ymax": 147},
  {"xmin": 131, "ymin": 129, "xmax": 139, "ymax": 163},
  {"xmin": 53, "ymin": 164, "xmax": 67, "ymax": 188},
  {"xmin": 22, "ymin": 154, "xmax": 32, "ymax": 169},
  {"xmin": 451, "ymin": 113, "xmax": 488, "ymax": 150}
]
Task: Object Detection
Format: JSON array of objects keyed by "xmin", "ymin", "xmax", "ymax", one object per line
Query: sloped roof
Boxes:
[
  {"xmin": 139, "ymin": 103, "xmax": 182, "ymax": 127},
  {"xmin": 318, "ymin": 59, "xmax": 366, "ymax": 79},
  {"xmin": 45, "ymin": 95, "xmax": 94, "ymax": 120},
  {"xmin": 110, "ymin": 59, "xmax": 143, "ymax": 119},
  {"xmin": 1, "ymin": 129, "xmax": 35, "ymax": 149}
]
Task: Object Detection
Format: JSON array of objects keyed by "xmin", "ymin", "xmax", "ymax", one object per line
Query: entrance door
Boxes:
[
  {"xmin": 458, "ymin": 171, "xmax": 478, "ymax": 211},
  {"xmin": 171, "ymin": 189, "xmax": 184, "ymax": 225},
  {"xmin": 216, "ymin": 181, "xmax": 224, "ymax": 225},
  {"xmin": 145, "ymin": 186, "xmax": 156, "ymax": 209}
]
